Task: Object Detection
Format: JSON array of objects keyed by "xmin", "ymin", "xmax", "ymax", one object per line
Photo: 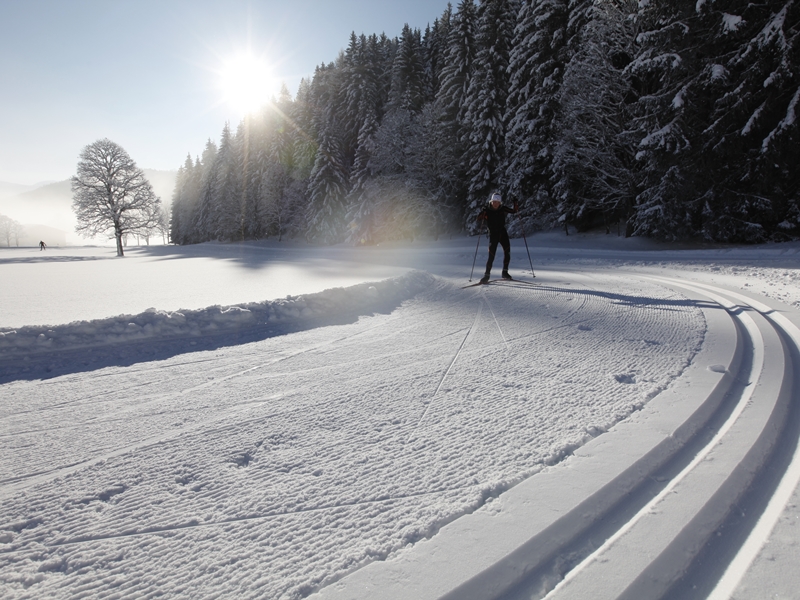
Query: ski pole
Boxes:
[
  {"xmin": 469, "ymin": 222, "xmax": 484, "ymax": 282},
  {"xmin": 517, "ymin": 206, "xmax": 536, "ymax": 278}
]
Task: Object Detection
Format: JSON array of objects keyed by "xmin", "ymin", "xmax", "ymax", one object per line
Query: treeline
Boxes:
[{"xmin": 171, "ymin": 0, "xmax": 799, "ymax": 246}]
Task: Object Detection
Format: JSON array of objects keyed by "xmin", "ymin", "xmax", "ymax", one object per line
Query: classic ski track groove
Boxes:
[
  {"xmin": 683, "ymin": 282, "xmax": 800, "ymax": 600},
  {"xmin": 527, "ymin": 276, "xmax": 799, "ymax": 600},
  {"xmin": 481, "ymin": 292, "xmax": 510, "ymax": 350},
  {"xmin": 543, "ymin": 278, "xmax": 771, "ymax": 598},
  {"xmin": 406, "ymin": 301, "xmax": 484, "ymax": 444}
]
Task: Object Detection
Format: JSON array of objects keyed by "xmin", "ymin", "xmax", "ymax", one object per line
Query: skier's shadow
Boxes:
[
  {"xmin": 499, "ymin": 282, "xmax": 724, "ymax": 313},
  {"xmin": 0, "ymin": 255, "xmax": 115, "ymax": 264}
]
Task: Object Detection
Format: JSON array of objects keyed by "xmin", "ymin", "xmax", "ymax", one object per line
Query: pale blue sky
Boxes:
[{"xmin": 0, "ymin": 0, "xmax": 450, "ymax": 185}]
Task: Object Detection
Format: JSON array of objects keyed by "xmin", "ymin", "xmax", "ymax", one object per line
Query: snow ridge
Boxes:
[{"xmin": 0, "ymin": 271, "xmax": 436, "ymax": 360}]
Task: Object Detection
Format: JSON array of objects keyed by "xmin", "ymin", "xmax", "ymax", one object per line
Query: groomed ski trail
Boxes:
[{"xmin": 5, "ymin": 269, "xmax": 785, "ymax": 600}]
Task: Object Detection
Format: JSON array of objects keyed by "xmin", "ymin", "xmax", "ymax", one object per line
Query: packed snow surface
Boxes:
[{"xmin": 2, "ymin": 235, "xmax": 800, "ymax": 599}]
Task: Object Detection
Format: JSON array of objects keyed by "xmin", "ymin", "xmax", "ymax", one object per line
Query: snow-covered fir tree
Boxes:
[
  {"xmin": 435, "ymin": 0, "xmax": 478, "ymax": 127},
  {"xmin": 307, "ymin": 126, "xmax": 349, "ymax": 243},
  {"xmin": 423, "ymin": 6, "xmax": 453, "ymax": 101},
  {"xmin": 170, "ymin": 154, "xmax": 196, "ymax": 245},
  {"xmin": 191, "ymin": 139, "xmax": 219, "ymax": 243},
  {"xmin": 698, "ymin": 1, "xmax": 800, "ymax": 242},
  {"xmin": 626, "ymin": 1, "xmax": 707, "ymax": 240},
  {"xmin": 389, "ymin": 25, "xmax": 428, "ymax": 113},
  {"xmin": 504, "ymin": 0, "xmax": 571, "ymax": 228},
  {"xmin": 209, "ymin": 123, "xmax": 243, "ymax": 240},
  {"xmin": 461, "ymin": 0, "xmax": 517, "ymax": 225},
  {"xmin": 343, "ymin": 34, "xmax": 385, "ymax": 197},
  {"xmin": 305, "ymin": 62, "xmax": 350, "ymax": 242},
  {"xmin": 551, "ymin": 0, "xmax": 639, "ymax": 235},
  {"xmin": 291, "ymin": 78, "xmax": 319, "ymax": 182}
]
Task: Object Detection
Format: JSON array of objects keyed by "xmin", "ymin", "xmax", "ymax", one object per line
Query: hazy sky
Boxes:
[{"xmin": 0, "ymin": 0, "xmax": 450, "ymax": 185}]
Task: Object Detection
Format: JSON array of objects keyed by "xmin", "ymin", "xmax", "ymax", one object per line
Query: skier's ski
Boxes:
[{"xmin": 461, "ymin": 277, "xmax": 538, "ymax": 289}]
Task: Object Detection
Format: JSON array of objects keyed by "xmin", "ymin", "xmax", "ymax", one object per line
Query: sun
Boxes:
[{"xmin": 218, "ymin": 53, "xmax": 277, "ymax": 115}]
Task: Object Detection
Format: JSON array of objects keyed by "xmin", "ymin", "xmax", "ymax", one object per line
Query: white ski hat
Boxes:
[{"xmin": 490, "ymin": 193, "xmax": 501, "ymax": 203}]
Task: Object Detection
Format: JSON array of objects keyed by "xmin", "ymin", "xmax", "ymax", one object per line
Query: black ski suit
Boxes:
[{"xmin": 479, "ymin": 203, "xmax": 517, "ymax": 277}]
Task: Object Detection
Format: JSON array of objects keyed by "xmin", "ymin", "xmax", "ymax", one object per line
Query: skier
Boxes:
[
  {"xmin": 478, "ymin": 192, "xmax": 517, "ymax": 284},
  {"xmin": 39, "ymin": 240, "xmax": 46, "ymax": 251}
]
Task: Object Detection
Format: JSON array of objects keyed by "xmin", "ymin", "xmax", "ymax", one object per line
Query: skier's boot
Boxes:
[
  {"xmin": 479, "ymin": 274, "xmax": 490, "ymax": 284},
  {"xmin": 501, "ymin": 271, "xmax": 512, "ymax": 280}
]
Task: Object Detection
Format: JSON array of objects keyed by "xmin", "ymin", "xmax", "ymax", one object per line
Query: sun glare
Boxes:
[{"xmin": 218, "ymin": 53, "xmax": 277, "ymax": 115}]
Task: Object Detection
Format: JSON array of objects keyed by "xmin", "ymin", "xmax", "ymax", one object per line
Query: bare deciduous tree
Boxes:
[
  {"xmin": 71, "ymin": 138, "xmax": 161, "ymax": 256},
  {"xmin": 0, "ymin": 214, "xmax": 24, "ymax": 247}
]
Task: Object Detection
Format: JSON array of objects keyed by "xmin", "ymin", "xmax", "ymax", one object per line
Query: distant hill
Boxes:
[
  {"xmin": 0, "ymin": 181, "xmax": 39, "ymax": 201},
  {"xmin": 10, "ymin": 179, "xmax": 72, "ymax": 206},
  {"xmin": 0, "ymin": 180, "xmax": 74, "ymax": 235},
  {"xmin": 0, "ymin": 169, "xmax": 177, "ymax": 242},
  {"xmin": 19, "ymin": 224, "xmax": 67, "ymax": 247}
]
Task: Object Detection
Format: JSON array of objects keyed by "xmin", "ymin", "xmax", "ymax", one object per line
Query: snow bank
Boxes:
[{"xmin": 0, "ymin": 271, "xmax": 437, "ymax": 360}]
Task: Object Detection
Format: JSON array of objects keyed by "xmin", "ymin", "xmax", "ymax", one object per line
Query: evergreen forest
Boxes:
[{"xmin": 170, "ymin": 0, "xmax": 799, "ymax": 246}]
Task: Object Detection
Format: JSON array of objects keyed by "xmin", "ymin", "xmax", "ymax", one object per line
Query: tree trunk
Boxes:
[{"xmin": 115, "ymin": 231, "xmax": 125, "ymax": 256}]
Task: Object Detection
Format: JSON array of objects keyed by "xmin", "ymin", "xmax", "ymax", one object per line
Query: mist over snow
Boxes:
[{"xmin": 0, "ymin": 170, "xmax": 177, "ymax": 247}]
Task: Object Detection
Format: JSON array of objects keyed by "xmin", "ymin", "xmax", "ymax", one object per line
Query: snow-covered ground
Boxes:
[{"xmin": 2, "ymin": 234, "xmax": 800, "ymax": 599}]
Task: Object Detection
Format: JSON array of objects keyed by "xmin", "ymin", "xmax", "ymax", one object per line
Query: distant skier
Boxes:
[
  {"xmin": 478, "ymin": 192, "xmax": 517, "ymax": 284},
  {"xmin": 39, "ymin": 240, "xmax": 46, "ymax": 251}
]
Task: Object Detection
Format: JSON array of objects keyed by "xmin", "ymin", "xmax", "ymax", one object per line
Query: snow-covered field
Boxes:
[{"xmin": 2, "ymin": 234, "xmax": 800, "ymax": 599}]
